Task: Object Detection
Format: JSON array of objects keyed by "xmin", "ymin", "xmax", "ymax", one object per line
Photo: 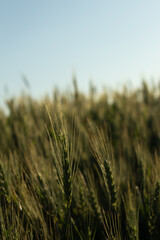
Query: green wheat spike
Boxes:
[
  {"xmin": 0, "ymin": 164, "xmax": 9, "ymax": 206},
  {"xmin": 104, "ymin": 159, "xmax": 117, "ymax": 211},
  {"xmin": 148, "ymin": 181, "xmax": 160, "ymax": 237},
  {"xmin": 59, "ymin": 131, "xmax": 72, "ymax": 209}
]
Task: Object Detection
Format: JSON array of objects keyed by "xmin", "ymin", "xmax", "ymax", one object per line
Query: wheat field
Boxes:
[{"xmin": 0, "ymin": 81, "xmax": 160, "ymax": 239}]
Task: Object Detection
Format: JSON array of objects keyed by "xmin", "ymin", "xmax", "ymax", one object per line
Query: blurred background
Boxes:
[{"xmin": 1, "ymin": 0, "xmax": 160, "ymax": 107}]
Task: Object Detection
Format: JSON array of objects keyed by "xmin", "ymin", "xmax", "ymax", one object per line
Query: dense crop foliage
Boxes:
[{"xmin": 0, "ymin": 81, "xmax": 160, "ymax": 239}]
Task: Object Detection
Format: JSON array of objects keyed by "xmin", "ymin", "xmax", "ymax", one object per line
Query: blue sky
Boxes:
[{"xmin": 1, "ymin": 0, "xmax": 160, "ymax": 104}]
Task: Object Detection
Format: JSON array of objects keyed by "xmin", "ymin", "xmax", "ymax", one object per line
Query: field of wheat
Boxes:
[{"xmin": 0, "ymin": 81, "xmax": 160, "ymax": 239}]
